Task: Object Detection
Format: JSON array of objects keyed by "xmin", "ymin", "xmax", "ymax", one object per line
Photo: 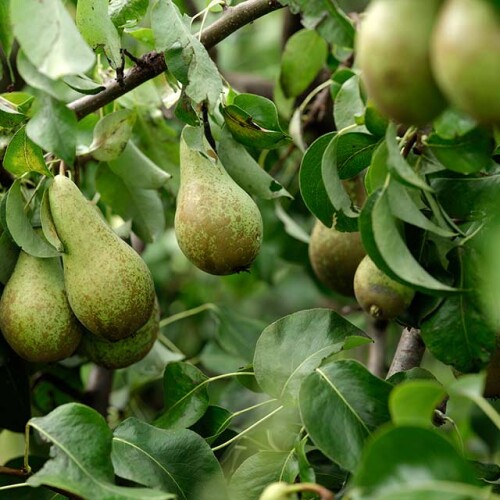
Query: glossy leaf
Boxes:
[
  {"xmin": 336, "ymin": 132, "xmax": 379, "ymax": 179},
  {"xmin": 280, "ymin": 29, "xmax": 327, "ymax": 98},
  {"xmin": 6, "ymin": 181, "xmax": 60, "ymax": 258},
  {"xmin": 389, "ymin": 380, "xmax": 446, "ymax": 427},
  {"xmin": 364, "ymin": 140, "xmax": 389, "ymax": 194},
  {"xmin": 27, "ymin": 404, "xmax": 170, "ymax": 499},
  {"xmin": 11, "ymin": 0, "xmax": 95, "ymax": 79},
  {"xmin": 334, "ymin": 75, "xmax": 365, "ymax": 132},
  {"xmin": 154, "ymin": 361, "xmax": 209, "ymax": 429},
  {"xmin": 253, "ymin": 308, "xmax": 371, "ymax": 404},
  {"xmin": 229, "ymin": 451, "xmax": 300, "ymax": 500},
  {"xmin": 350, "ymin": 426, "xmax": 481, "ymax": 499},
  {"xmin": 63, "ymin": 74, "xmax": 106, "ymax": 95},
  {"xmin": 217, "ymin": 127, "xmax": 291, "ymax": 200},
  {"xmin": 299, "ymin": 359, "xmax": 392, "ymax": 472},
  {"xmin": 3, "ymin": 126, "xmax": 51, "ymax": 176},
  {"xmin": 299, "ymin": 132, "xmax": 335, "ymax": 227},
  {"xmin": 112, "ymin": 418, "xmax": 226, "ymax": 500},
  {"xmin": 110, "ymin": 0, "xmax": 149, "ymax": 28}
]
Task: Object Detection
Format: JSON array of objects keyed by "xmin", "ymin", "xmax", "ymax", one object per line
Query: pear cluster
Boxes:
[
  {"xmin": 0, "ymin": 175, "xmax": 158, "ymax": 369},
  {"xmin": 356, "ymin": 0, "xmax": 500, "ymax": 125}
]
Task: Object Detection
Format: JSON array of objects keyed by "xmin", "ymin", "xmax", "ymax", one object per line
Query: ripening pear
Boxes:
[
  {"xmin": 48, "ymin": 175, "xmax": 155, "ymax": 341},
  {"xmin": 356, "ymin": 0, "xmax": 447, "ymax": 124},
  {"xmin": 309, "ymin": 220, "xmax": 366, "ymax": 296},
  {"xmin": 432, "ymin": 0, "xmax": 500, "ymax": 124},
  {"xmin": 0, "ymin": 252, "xmax": 83, "ymax": 362},
  {"xmin": 174, "ymin": 129, "xmax": 263, "ymax": 275},
  {"xmin": 80, "ymin": 299, "xmax": 159, "ymax": 369},
  {"xmin": 354, "ymin": 255, "xmax": 415, "ymax": 320}
]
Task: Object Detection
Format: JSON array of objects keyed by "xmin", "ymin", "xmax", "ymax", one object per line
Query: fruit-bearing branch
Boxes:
[{"xmin": 69, "ymin": 0, "xmax": 285, "ymax": 120}]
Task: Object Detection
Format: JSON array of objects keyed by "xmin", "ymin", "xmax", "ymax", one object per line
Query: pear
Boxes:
[
  {"xmin": 80, "ymin": 300, "xmax": 159, "ymax": 369},
  {"xmin": 354, "ymin": 255, "xmax": 415, "ymax": 320},
  {"xmin": 309, "ymin": 220, "xmax": 366, "ymax": 296},
  {"xmin": 356, "ymin": 0, "xmax": 447, "ymax": 124},
  {"xmin": 432, "ymin": 0, "xmax": 500, "ymax": 124},
  {"xmin": 48, "ymin": 175, "xmax": 155, "ymax": 341},
  {"xmin": 174, "ymin": 129, "xmax": 263, "ymax": 275},
  {"xmin": 0, "ymin": 252, "xmax": 83, "ymax": 362},
  {"xmin": 259, "ymin": 482, "xmax": 292, "ymax": 500}
]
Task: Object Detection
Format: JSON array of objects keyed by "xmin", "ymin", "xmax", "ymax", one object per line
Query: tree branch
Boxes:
[
  {"xmin": 69, "ymin": 0, "xmax": 285, "ymax": 120},
  {"xmin": 386, "ymin": 327, "xmax": 425, "ymax": 379},
  {"xmin": 83, "ymin": 366, "xmax": 114, "ymax": 417},
  {"xmin": 367, "ymin": 319, "xmax": 388, "ymax": 378}
]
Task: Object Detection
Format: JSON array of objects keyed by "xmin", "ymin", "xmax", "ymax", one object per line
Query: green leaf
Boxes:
[
  {"xmin": 299, "ymin": 359, "xmax": 392, "ymax": 472},
  {"xmin": 336, "ymin": 133, "xmax": 379, "ymax": 179},
  {"xmin": 6, "ymin": 181, "xmax": 60, "ymax": 258},
  {"xmin": 389, "ymin": 380, "xmax": 446, "ymax": 427},
  {"xmin": 27, "ymin": 403, "xmax": 171, "ymax": 499},
  {"xmin": 110, "ymin": 0, "xmax": 149, "ymax": 28},
  {"xmin": 0, "ymin": 336, "xmax": 30, "ymax": 432},
  {"xmin": 229, "ymin": 451, "xmax": 300, "ymax": 500},
  {"xmin": 40, "ymin": 189, "xmax": 64, "ymax": 253},
  {"xmin": 63, "ymin": 74, "xmax": 106, "ymax": 95},
  {"xmin": 0, "ymin": 97, "xmax": 26, "ymax": 128},
  {"xmin": 76, "ymin": 0, "xmax": 122, "ymax": 69},
  {"xmin": 421, "ymin": 248, "xmax": 497, "ymax": 372},
  {"xmin": 26, "ymin": 93, "xmax": 78, "ymax": 165},
  {"xmin": 358, "ymin": 187, "xmax": 456, "ymax": 293},
  {"xmin": 333, "ymin": 75, "xmax": 365, "ymax": 132},
  {"xmin": 112, "ymin": 418, "xmax": 226, "ymax": 500},
  {"xmin": 151, "ymin": 0, "xmax": 222, "ymax": 108},
  {"xmin": 365, "ymin": 140, "xmax": 389, "ymax": 194},
  {"xmin": 299, "ymin": 132, "xmax": 335, "ymax": 227},
  {"xmin": 433, "ymin": 108, "xmax": 478, "ymax": 140},
  {"xmin": 386, "ymin": 123, "xmax": 432, "ymax": 192},
  {"xmin": 190, "ymin": 405, "xmax": 233, "ymax": 444},
  {"xmin": 282, "ymin": 0, "xmax": 355, "ymax": 48},
  {"xmin": 10, "ymin": 0, "xmax": 95, "ymax": 79},
  {"xmin": 253, "ymin": 308, "xmax": 371, "ymax": 404},
  {"xmin": 0, "ymin": 230, "xmax": 20, "ymax": 284},
  {"xmin": 89, "ymin": 109, "xmax": 136, "ymax": 161},
  {"xmin": 0, "ymin": 0, "xmax": 13, "ymax": 58},
  {"xmin": 350, "ymin": 426, "xmax": 481, "ymax": 500},
  {"xmin": 4, "ymin": 126, "xmax": 51, "ymax": 176},
  {"xmin": 279, "ymin": 29, "xmax": 327, "ymax": 98},
  {"xmin": 217, "ymin": 127, "xmax": 291, "ymax": 200},
  {"xmin": 427, "ymin": 128, "xmax": 493, "ymax": 174},
  {"xmin": 153, "ymin": 361, "xmax": 209, "ymax": 429}
]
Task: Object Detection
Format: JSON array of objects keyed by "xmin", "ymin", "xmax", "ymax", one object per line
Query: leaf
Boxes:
[
  {"xmin": 0, "ymin": 0, "xmax": 13, "ymax": 58},
  {"xmin": 229, "ymin": 451, "xmax": 300, "ymax": 500},
  {"xmin": 350, "ymin": 426, "xmax": 482, "ymax": 500},
  {"xmin": 333, "ymin": 75, "xmax": 365, "ymax": 132},
  {"xmin": 110, "ymin": 0, "xmax": 149, "ymax": 28},
  {"xmin": 190, "ymin": 405, "xmax": 233, "ymax": 444},
  {"xmin": 63, "ymin": 74, "xmax": 106, "ymax": 95},
  {"xmin": 365, "ymin": 140, "xmax": 389, "ymax": 194},
  {"xmin": 112, "ymin": 418, "xmax": 226, "ymax": 500},
  {"xmin": 6, "ymin": 181, "xmax": 60, "ymax": 258},
  {"xmin": 336, "ymin": 133, "xmax": 379, "ymax": 179},
  {"xmin": 420, "ymin": 247, "xmax": 497, "ymax": 372},
  {"xmin": 386, "ymin": 123, "xmax": 433, "ymax": 192},
  {"xmin": 299, "ymin": 132, "xmax": 335, "ymax": 227},
  {"xmin": 427, "ymin": 128, "xmax": 493, "ymax": 174},
  {"xmin": 358, "ymin": 187, "xmax": 456, "ymax": 293},
  {"xmin": 282, "ymin": 0, "xmax": 355, "ymax": 48},
  {"xmin": 0, "ymin": 230, "xmax": 20, "ymax": 284},
  {"xmin": 275, "ymin": 201, "xmax": 311, "ymax": 244},
  {"xmin": 76, "ymin": 0, "xmax": 122, "ymax": 69},
  {"xmin": 10, "ymin": 0, "xmax": 95, "ymax": 79},
  {"xmin": 89, "ymin": 109, "xmax": 136, "ymax": 161},
  {"xmin": 279, "ymin": 29, "xmax": 327, "ymax": 98},
  {"xmin": 151, "ymin": 0, "xmax": 222, "ymax": 109},
  {"xmin": 389, "ymin": 380, "xmax": 446, "ymax": 427},
  {"xmin": 0, "ymin": 97, "xmax": 26, "ymax": 128},
  {"xmin": 153, "ymin": 362, "xmax": 209, "ymax": 429},
  {"xmin": 27, "ymin": 403, "xmax": 171, "ymax": 499},
  {"xmin": 3, "ymin": 126, "xmax": 51, "ymax": 176},
  {"xmin": 0, "ymin": 336, "xmax": 30, "ymax": 432},
  {"xmin": 40, "ymin": 189, "xmax": 64, "ymax": 253},
  {"xmin": 253, "ymin": 308, "xmax": 371, "ymax": 404},
  {"xmin": 218, "ymin": 127, "xmax": 291, "ymax": 200},
  {"xmin": 299, "ymin": 359, "xmax": 392, "ymax": 472},
  {"xmin": 26, "ymin": 93, "xmax": 78, "ymax": 165},
  {"xmin": 433, "ymin": 108, "xmax": 478, "ymax": 140}
]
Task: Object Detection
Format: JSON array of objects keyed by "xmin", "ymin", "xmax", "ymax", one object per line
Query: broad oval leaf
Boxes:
[
  {"xmin": 333, "ymin": 75, "xmax": 366, "ymax": 132},
  {"xmin": 229, "ymin": 451, "xmax": 299, "ymax": 500},
  {"xmin": 336, "ymin": 132, "xmax": 379, "ymax": 180},
  {"xmin": 153, "ymin": 361, "xmax": 209, "ymax": 429},
  {"xmin": 112, "ymin": 418, "xmax": 226, "ymax": 500},
  {"xmin": 253, "ymin": 308, "xmax": 371, "ymax": 404},
  {"xmin": 299, "ymin": 359, "xmax": 392, "ymax": 472}
]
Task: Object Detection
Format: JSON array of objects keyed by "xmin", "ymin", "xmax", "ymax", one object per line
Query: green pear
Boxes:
[
  {"xmin": 48, "ymin": 175, "xmax": 155, "ymax": 341},
  {"xmin": 432, "ymin": 0, "xmax": 500, "ymax": 124},
  {"xmin": 356, "ymin": 0, "xmax": 447, "ymax": 124},
  {"xmin": 354, "ymin": 255, "xmax": 415, "ymax": 320},
  {"xmin": 0, "ymin": 252, "xmax": 83, "ymax": 362},
  {"xmin": 174, "ymin": 128, "xmax": 263, "ymax": 275},
  {"xmin": 80, "ymin": 299, "xmax": 159, "ymax": 369},
  {"xmin": 309, "ymin": 220, "xmax": 366, "ymax": 296},
  {"xmin": 259, "ymin": 482, "xmax": 292, "ymax": 500}
]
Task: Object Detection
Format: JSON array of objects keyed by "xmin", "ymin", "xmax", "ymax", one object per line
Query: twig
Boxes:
[
  {"xmin": 83, "ymin": 366, "xmax": 114, "ymax": 417},
  {"xmin": 0, "ymin": 466, "xmax": 29, "ymax": 478},
  {"xmin": 69, "ymin": 0, "xmax": 284, "ymax": 120},
  {"xmin": 386, "ymin": 327, "xmax": 425, "ymax": 379},
  {"xmin": 367, "ymin": 319, "xmax": 388, "ymax": 378}
]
